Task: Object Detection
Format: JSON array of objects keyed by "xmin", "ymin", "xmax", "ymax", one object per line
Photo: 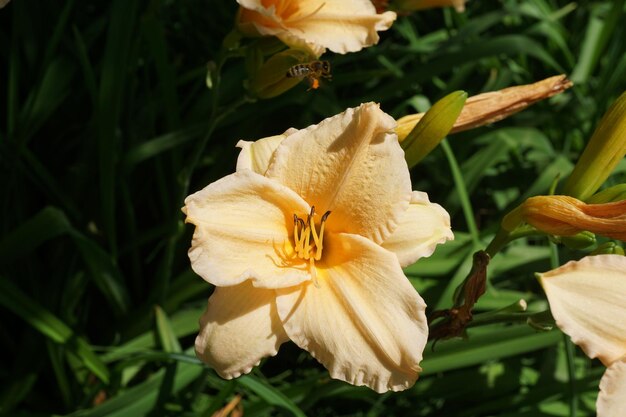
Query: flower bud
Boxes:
[
  {"xmin": 247, "ymin": 49, "xmax": 315, "ymax": 99},
  {"xmin": 559, "ymin": 231, "xmax": 596, "ymax": 250},
  {"xmin": 590, "ymin": 242, "xmax": 625, "ymax": 256},
  {"xmin": 401, "ymin": 91, "xmax": 467, "ymax": 168},
  {"xmin": 396, "ymin": 75, "xmax": 572, "ymax": 141},
  {"xmin": 587, "ymin": 184, "xmax": 626, "ymax": 204},
  {"xmin": 519, "ymin": 195, "xmax": 626, "ymax": 241},
  {"xmin": 562, "ymin": 91, "xmax": 626, "ymax": 200}
]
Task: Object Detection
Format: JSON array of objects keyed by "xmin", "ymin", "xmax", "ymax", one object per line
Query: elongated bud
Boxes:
[
  {"xmin": 247, "ymin": 49, "xmax": 315, "ymax": 99},
  {"xmin": 401, "ymin": 91, "xmax": 466, "ymax": 168},
  {"xmin": 587, "ymin": 184, "xmax": 626, "ymax": 204},
  {"xmin": 396, "ymin": 75, "xmax": 572, "ymax": 141},
  {"xmin": 562, "ymin": 91, "xmax": 626, "ymax": 200},
  {"xmin": 392, "ymin": 0, "xmax": 467, "ymax": 12},
  {"xmin": 519, "ymin": 195, "xmax": 626, "ymax": 241}
]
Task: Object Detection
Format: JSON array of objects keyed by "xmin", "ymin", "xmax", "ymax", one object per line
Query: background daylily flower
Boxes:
[
  {"xmin": 236, "ymin": 0, "xmax": 397, "ymax": 57},
  {"xmin": 184, "ymin": 103, "xmax": 453, "ymax": 392},
  {"xmin": 538, "ymin": 255, "xmax": 626, "ymax": 417}
]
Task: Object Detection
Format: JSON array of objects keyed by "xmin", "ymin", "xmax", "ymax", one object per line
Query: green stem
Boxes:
[{"xmin": 441, "ymin": 139, "xmax": 480, "ymax": 246}]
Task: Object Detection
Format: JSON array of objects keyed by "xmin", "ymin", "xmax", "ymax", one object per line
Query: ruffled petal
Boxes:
[
  {"xmin": 538, "ymin": 255, "xmax": 626, "ymax": 366},
  {"xmin": 287, "ymin": 4, "xmax": 396, "ymax": 54},
  {"xmin": 235, "ymin": 130, "xmax": 296, "ymax": 174},
  {"xmin": 266, "ymin": 103, "xmax": 411, "ymax": 244},
  {"xmin": 275, "ymin": 232, "xmax": 428, "ymax": 393},
  {"xmin": 382, "ymin": 191, "xmax": 454, "ymax": 267},
  {"xmin": 597, "ymin": 357, "xmax": 626, "ymax": 417},
  {"xmin": 237, "ymin": 0, "xmax": 395, "ymax": 55},
  {"xmin": 195, "ymin": 281, "xmax": 288, "ymax": 379},
  {"xmin": 184, "ymin": 169, "xmax": 311, "ymax": 289}
]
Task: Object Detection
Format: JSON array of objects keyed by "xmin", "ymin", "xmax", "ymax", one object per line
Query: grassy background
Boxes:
[{"xmin": 1, "ymin": 0, "xmax": 626, "ymax": 416}]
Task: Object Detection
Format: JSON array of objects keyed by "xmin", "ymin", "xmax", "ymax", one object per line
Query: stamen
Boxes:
[{"xmin": 291, "ymin": 207, "xmax": 331, "ymax": 269}]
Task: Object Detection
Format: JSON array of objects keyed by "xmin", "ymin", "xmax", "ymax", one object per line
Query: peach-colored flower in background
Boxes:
[
  {"xmin": 236, "ymin": 0, "xmax": 396, "ymax": 57},
  {"xmin": 538, "ymin": 255, "xmax": 626, "ymax": 417},
  {"xmin": 184, "ymin": 103, "xmax": 452, "ymax": 392}
]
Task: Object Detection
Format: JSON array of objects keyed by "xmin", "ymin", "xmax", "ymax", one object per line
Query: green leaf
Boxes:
[
  {"xmin": 154, "ymin": 306, "xmax": 182, "ymax": 353},
  {"xmin": 238, "ymin": 375, "xmax": 307, "ymax": 417},
  {"xmin": 0, "ymin": 278, "xmax": 109, "ymax": 383}
]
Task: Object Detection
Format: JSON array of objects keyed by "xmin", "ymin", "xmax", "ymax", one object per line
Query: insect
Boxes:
[{"xmin": 286, "ymin": 60, "xmax": 332, "ymax": 90}]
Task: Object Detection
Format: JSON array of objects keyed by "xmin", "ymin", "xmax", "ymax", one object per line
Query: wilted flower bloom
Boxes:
[
  {"xmin": 509, "ymin": 195, "xmax": 626, "ymax": 241},
  {"xmin": 184, "ymin": 103, "xmax": 453, "ymax": 392},
  {"xmin": 538, "ymin": 255, "xmax": 626, "ymax": 417},
  {"xmin": 236, "ymin": 0, "xmax": 396, "ymax": 57},
  {"xmin": 396, "ymin": 75, "xmax": 573, "ymax": 142}
]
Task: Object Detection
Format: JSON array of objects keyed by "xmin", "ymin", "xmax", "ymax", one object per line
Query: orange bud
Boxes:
[{"xmin": 520, "ymin": 196, "xmax": 626, "ymax": 241}]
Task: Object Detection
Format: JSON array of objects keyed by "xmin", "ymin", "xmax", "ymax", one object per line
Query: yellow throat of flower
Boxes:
[{"xmin": 293, "ymin": 207, "xmax": 331, "ymax": 263}]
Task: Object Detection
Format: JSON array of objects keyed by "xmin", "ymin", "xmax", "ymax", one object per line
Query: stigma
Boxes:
[{"xmin": 293, "ymin": 206, "xmax": 331, "ymax": 263}]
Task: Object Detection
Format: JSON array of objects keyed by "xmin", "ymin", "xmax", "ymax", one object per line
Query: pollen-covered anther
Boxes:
[{"xmin": 293, "ymin": 206, "xmax": 331, "ymax": 263}]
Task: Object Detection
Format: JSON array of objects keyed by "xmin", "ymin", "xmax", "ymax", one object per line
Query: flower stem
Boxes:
[{"xmin": 441, "ymin": 139, "xmax": 480, "ymax": 246}]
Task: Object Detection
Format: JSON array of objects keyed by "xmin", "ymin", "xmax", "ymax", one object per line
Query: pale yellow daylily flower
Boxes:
[
  {"xmin": 236, "ymin": 0, "xmax": 397, "ymax": 57},
  {"xmin": 538, "ymin": 255, "xmax": 626, "ymax": 417},
  {"xmin": 184, "ymin": 103, "xmax": 453, "ymax": 392}
]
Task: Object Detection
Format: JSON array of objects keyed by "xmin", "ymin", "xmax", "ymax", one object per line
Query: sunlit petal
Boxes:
[
  {"xmin": 597, "ymin": 357, "xmax": 626, "ymax": 417},
  {"xmin": 267, "ymin": 103, "xmax": 411, "ymax": 244},
  {"xmin": 196, "ymin": 281, "xmax": 288, "ymax": 379},
  {"xmin": 276, "ymin": 232, "xmax": 428, "ymax": 393},
  {"xmin": 538, "ymin": 255, "xmax": 626, "ymax": 366},
  {"xmin": 236, "ymin": 134, "xmax": 286, "ymax": 175},
  {"xmin": 382, "ymin": 191, "xmax": 453, "ymax": 267},
  {"xmin": 237, "ymin": 0, "xmax": 395, "ymax": 56},
  {"xmin": 184, "ymin": 169, "xmax": 310, "ymax": 289}
]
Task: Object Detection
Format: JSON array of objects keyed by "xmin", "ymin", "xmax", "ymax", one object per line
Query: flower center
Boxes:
[{"xmin": 293, "ymin": 206, "xmax": 331, "ymax": 263}]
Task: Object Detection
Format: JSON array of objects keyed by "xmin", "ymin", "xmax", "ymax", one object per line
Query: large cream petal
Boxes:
[
  {"xmin": 266, "ymin": 103, "xmax": 411, "ymax": 244},
  {"xmin": 597, "ymin": 357, "xmax": 626, "ymax": 417},
  {"xmin": 275, "ymin": 232, "xmax": 428, "ymax": 393},
  {"xmin": 184, "ymin": 169, "xmax": 311, "ymax": 289},
  {"xmin": 195, "ymin": 281, "xmax": 289, "ymax": 379},
  {"xmin": 538, "ymin": 255, "xmax": 626, "ymax": 366},
  {"xmin": 382, "ymin": 191, "xmax": 454, "ymax": 267}
]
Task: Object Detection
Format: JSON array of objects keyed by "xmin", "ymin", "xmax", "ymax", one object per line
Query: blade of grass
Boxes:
[{"xmin": 0, "ymin": 278, "xmax": 110, "ymax": 383}]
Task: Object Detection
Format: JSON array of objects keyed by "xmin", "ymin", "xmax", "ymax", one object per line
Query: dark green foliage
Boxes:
[{"xmin": 1, "ymin": 0, "xmax": 625, "ymax": 416}]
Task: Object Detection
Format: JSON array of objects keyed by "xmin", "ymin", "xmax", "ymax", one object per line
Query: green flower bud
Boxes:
[
  {"xmin": 562, "ymin": 91, "xmax": 626, "ymax": 201},
  {"xmin": 401, "ymin": 91, "xmax": 467, "ymax": 168},
  {"xmin": 587, "ymin": 184, "xmax": 626, "ymax": 204},
  {"xmin": 590, "ymin": 242, "xmax": 625, "ymax": 256},
  {"xmin": 247, "ymin": 49, "xmax": 315, "ymax": 99},
  {"xmin": 560, "ymin": 231, "xmax": 596, "ymax": 250}
]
